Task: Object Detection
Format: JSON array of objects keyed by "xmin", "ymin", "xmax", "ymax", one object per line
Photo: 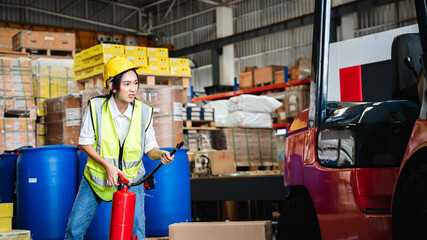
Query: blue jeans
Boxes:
[{"xmin": 64, "ymin": 177, "xmax": 145, "ymax": 240}]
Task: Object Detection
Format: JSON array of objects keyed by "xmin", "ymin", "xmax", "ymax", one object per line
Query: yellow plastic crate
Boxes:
[
  {"xmin": 0, "ymin": 203, "xmax": 12, "ymax": 218},
  {"xmin": 148, "ymin": 57, "xmax": 169, "ymax": 68},
  {"xmin": 125, "ymin": 46, "xmax": 147, "ymax": 57},
  {"xmin": 147, "ymin": 47, "xmax": 168, "ymax": 58},
  {"xmin": 92, "ymin": 64, "xmax": 104, "ymax": 76},
  {"xmin": 73, "ymin": 51, "xmax": 83, "ymax": 62},
  {"xmin": 81, "ymin": 48, "xmax": 92, "ymax": 60},
  {"xmin": 91, "ymin": 44, "xmax": 124, "ymax": 57},
  {"xmin": 81, "ymin": 58, "xmax": 93, "ymax": 70},
  {"xmin": 93, "ymin": 53, "xmax": 113, "ymax": 66},
  {"xmin": 170, "ymin": 67, "xmax": 191, "ymax": 76},
  {"xmin": 169, "ymin": 58, "xmax": 190, "ymax": 68},
  {"xmin": 74, "ymin": 69, "xmax": 86, "ymax": 81},
  {"xmin": 136, "ymin": 65, "xmax": 149, "ymax": 74},
  {"xmin": 0, "ymin": 218, "xmax": 11, "ymax": 232},
  {"xmin": 132, "ymin": 57, "xmax": 148, "ymax": 67},
  {"xmin": 149, "ymin": 66, "xmax": 169, "ymax": 75}
]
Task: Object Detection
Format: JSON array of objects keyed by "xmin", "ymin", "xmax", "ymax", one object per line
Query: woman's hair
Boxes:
[{"xmin": 101, "ymin": 69, "xmax": 138, "ymax": 109}]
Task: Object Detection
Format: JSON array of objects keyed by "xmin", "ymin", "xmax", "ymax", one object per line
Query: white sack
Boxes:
[
  {"xmin": 222, "ymin": 111, "xmax": 272, "ymax": 128},
  {"xmin": 204, "ymin": 100, "xmax": 231, "ymax": 127},
  {"xmin": 229, "ymin": 94, "xmax": 282, "ymax": 113}
]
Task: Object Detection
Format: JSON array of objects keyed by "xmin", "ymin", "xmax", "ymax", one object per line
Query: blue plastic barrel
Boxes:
[
  {"xmin": 78, "ymin": 151, "xmax": 112, "ymax": 240},
  {"xmin": 144, "ymin": 148, "xmax": 191, "ymax": 237},
  {"xmin": 16, "ymin": 145, "xmax": 78, "ymax": 240},
  {"xmin": 0, "ymin": 153, "xmax": 18, "ymax": 203}
]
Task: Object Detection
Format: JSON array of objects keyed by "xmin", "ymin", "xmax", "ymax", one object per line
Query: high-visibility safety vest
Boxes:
[{"xmin": 84, "ymin": 97, "xmax": 153, "ymax": 201}]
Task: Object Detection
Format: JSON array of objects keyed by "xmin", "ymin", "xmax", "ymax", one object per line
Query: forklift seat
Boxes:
[{"xmin": 391, "ymin": 33, "xmax": 423, "ymax": 105}]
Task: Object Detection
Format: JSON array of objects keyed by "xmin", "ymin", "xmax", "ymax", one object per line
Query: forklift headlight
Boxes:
[{"xmin": 317, "ymin": 129, "xmax": 355, "ymax": 167}]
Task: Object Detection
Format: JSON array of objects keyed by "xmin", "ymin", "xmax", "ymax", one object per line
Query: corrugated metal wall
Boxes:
[
  {"xmin": 0, "ymin": 0, "xmax": 418, "ymax": 93},
  {"xmin": 355, "ymin": 0, "xmax": 416, "ymax": 37},
  {"xmin": 0, "ymin": 0, "xmax": 139, "ymax": 33}
]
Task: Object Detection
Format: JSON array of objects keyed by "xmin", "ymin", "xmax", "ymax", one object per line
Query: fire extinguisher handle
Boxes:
[{"xmin": 130, "ymin": 141, "xmax": 184, "ymax": 187}]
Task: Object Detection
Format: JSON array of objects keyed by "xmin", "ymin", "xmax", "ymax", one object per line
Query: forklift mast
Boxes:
[{"xmin": 308, "ymin": 0, "xmax": 330, "ymax": 128}]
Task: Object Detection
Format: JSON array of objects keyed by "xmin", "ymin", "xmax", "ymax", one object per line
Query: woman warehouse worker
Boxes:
[{"xmin": 65, "ymin": 56, "xmax": 174, "ymax": 240}]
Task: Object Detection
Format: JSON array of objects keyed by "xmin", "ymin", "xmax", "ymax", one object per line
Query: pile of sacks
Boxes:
[{"xmin": 205, "ymin": 94, "xmax": 282, "ymax": 128}]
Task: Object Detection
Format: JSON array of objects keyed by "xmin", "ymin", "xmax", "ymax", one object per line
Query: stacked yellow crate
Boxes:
[
  {"xmin": 0, "ymin": 203, "xmax": 12, "ymax": 232},
  {"xmin": 125, "ymin": 46, "xmax": 149, "ymax": 74},
  {"xmin": 74, "ymin": 44, "xmax": 125, "ymax": 81},
  {"xmin": 170, "ymin": 58, "xmax": 191, "ymax": 76},
  {"xmin": 147, "ymin": 47, "xmax": 170, "ymax": 75}
]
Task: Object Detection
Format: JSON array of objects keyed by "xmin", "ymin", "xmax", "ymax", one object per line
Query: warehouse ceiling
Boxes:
[{"xmin": 0, "ymin": 0, "xmax": 231, "ymax": 35}]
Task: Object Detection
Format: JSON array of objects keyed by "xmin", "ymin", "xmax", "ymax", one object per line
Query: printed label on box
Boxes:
[
  {"xmin": 29, "ymin": 178, "xmax": 37, "ymax": 183},
  {"xmin": 66, "ymin": 108, "xmax": 82, "ymax": 126},
  {"xmin": 174, "ymin": 102, "xmax": 183, "ymax": 121}
]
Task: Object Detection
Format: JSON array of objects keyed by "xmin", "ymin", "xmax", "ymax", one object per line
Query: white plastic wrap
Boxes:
[
  {"xmin": 204, "ymin": 100, "xmax": 231, "ymax": 127},
  {"xmin": 229, "ymin": 94, "xmax": 282, "ymax": 113},
  {"xmin": 222, "ymin": 111, "xmax": 272, "ymax": 128}
]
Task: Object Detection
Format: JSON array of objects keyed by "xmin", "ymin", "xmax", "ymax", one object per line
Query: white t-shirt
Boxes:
[{"xmin": 78, "ymin": 96, "xmax": 158, "ymax": 154}]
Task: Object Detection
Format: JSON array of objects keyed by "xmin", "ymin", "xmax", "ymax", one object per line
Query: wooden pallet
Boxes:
[
  {"xmin": 0, "ymin": 50, "xmax": 29, "ymax": 58},
  {"xmin": 20, "ymin": 48, "xmax": 75, "ymax": 57},
  {"xmin": 183, "ymin": 120, "xmax": 217, "ymax": 130},
  {"xmin": 76, "ymin": 74, "xmax": 104, "ymax": 91},
  {"xmin": 76, "ymin": 73, "xmax": 191, "ymax": 91},
  {"xmin": 254, "ymin": 81, "xmax": 273, "ymax": 88},
  {"xmin": 139, "ymin": 73, "xmax": 190, "ymax": 88}
]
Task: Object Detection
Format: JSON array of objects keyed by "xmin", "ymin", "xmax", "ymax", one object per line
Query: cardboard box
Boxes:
[
  {"xmin": 285, "ymin": 84, "xmax": 310, "ymax": 119},
  {"xmin": 276, "ymin": 105, "xmax": 286, "ymax": 124},
  {"xmin": 0, "ymin": 230, "xmax": 31, "ymax": 240},
  {"xmin": 45, "ymin": 94, "xmax": 81, "ymax": 146},
  {"xmin": 238, "ymin": 71, "xmax": 253, "ymax": 89},
  {"xmin": 194, "ymin": 150, "xmax": 236, "ymax": 175},
  {"xmin": 0, "ymin": 119, "xmax": 35, "ymax": 153},
  {"xmin": 12, "ymin": 31, "xmax": 75, "ymax": 51},
  {"xmin": 169, "ymin": 221, "xmax": 272, "ymax": 240},
  {"xmin": 253, "ymin": 66, "xmax": 283, "ymax": 86},
  {"xmin": 274, "ymin": 70, "xmax": 286, "ymax": 84},
  {"xmin": 0, "ymin": 27, "xmax": 21, "ymax": 51},
  {"xmin": 212, "ymin": 128, "xmax": 278, "ymax": 167}
]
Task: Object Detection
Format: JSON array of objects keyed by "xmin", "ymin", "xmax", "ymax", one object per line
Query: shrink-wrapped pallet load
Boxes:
[{"xmin": 136, "ymin": 85, "xmax": 184, "ymax": 148}]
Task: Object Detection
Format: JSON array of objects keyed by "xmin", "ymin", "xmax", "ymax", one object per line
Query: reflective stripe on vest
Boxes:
[{"xmin": 84, "ymin": 97, "xmax": 152, "ymax": 201}]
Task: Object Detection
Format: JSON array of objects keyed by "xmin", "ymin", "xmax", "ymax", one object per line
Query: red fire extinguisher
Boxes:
[{"xmin": 109, "ymin": 142, "xmax": 184, "ymax": 240}]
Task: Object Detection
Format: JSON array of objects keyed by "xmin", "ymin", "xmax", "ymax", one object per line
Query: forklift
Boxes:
[{"xmin": 276, "ymin": 0, "xmax": 427, "ymax": 239}]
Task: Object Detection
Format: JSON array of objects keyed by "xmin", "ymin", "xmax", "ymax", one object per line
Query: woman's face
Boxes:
[{"xmin": 110, "ymin": 70, "xmax": 139, "ymax": 104}]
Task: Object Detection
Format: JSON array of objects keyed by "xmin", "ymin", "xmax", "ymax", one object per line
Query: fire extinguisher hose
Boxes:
[{"xmin": 118, "ymin": 141, "xmax": 184, "ymax": 188}]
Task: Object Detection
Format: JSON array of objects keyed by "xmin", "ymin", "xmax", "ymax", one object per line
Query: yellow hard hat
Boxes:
[{"xmin": 103, "ymin": 56, "xmax": 139, "ymax": 88}]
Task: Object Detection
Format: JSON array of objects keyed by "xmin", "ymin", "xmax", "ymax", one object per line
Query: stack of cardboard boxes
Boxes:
[{"xmin": 0, "ymin": 57, "xmax": 36, "ymax": 153}]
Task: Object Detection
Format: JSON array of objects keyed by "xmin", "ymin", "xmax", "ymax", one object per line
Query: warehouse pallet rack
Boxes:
[{"xmin": 190, "ymin": 78, "xmax": 310, "ymax": 129}]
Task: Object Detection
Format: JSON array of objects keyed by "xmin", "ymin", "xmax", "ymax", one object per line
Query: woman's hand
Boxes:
[
  {"xmin": 105, "ymin": 163, "xmax": 125, "ymax": 186},
  {"xmin": 160, "ymin": 150, "xmax": 174, "ymax": 165}
]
